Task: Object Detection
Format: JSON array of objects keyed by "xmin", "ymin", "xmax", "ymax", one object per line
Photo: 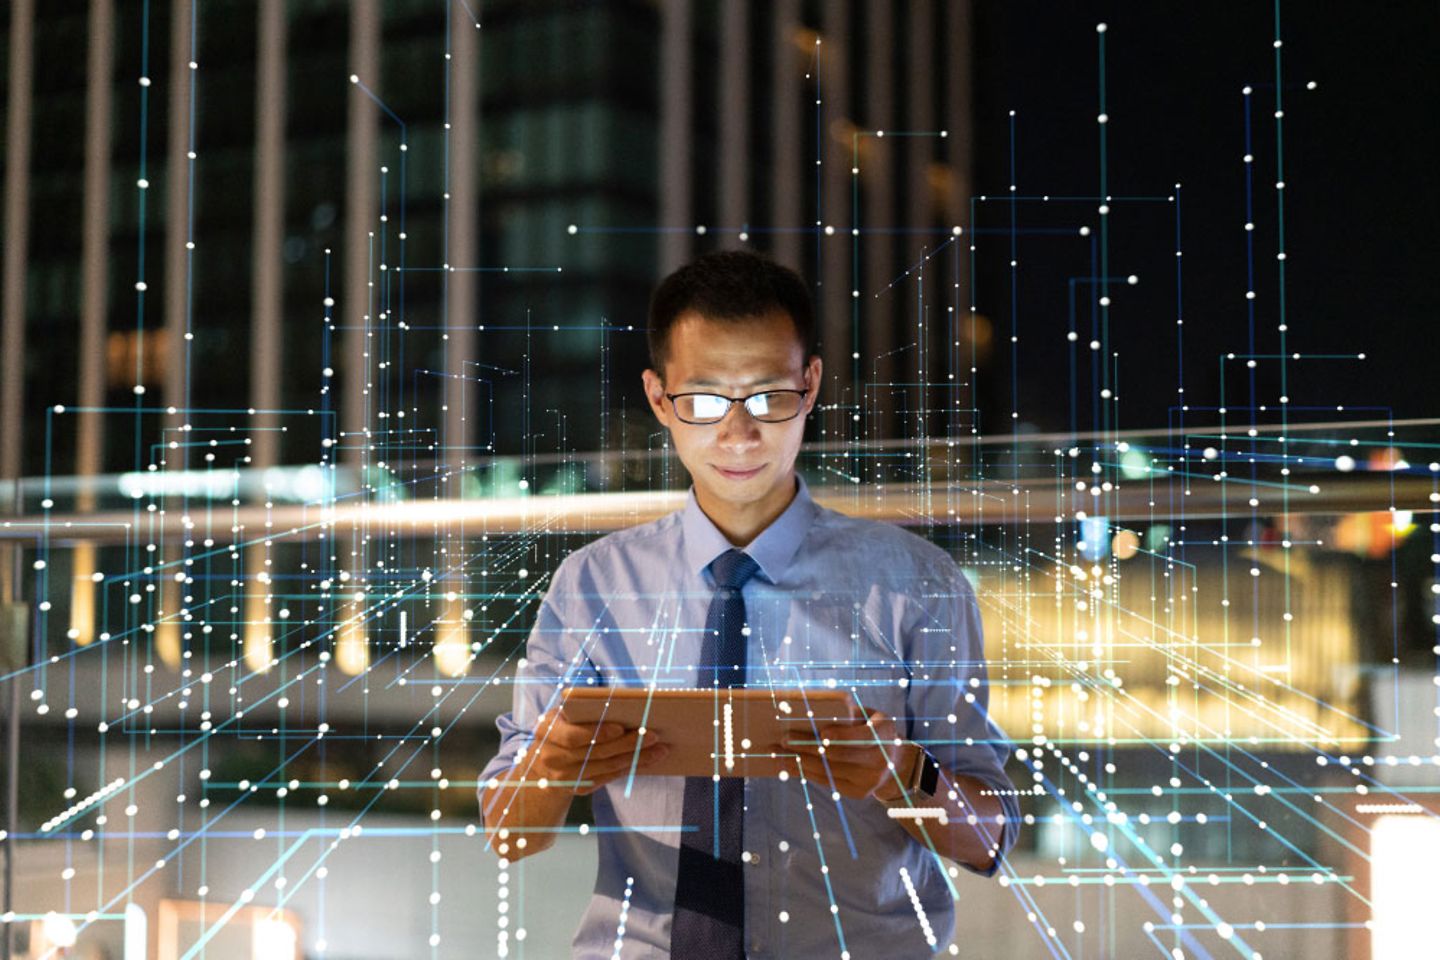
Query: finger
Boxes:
[
  {"xmin": 540, "ymin": 705, "xmax": 624, "ymax": 735},
  {"xmin": 781, "ymin": 727, "xmax": 834, "ymax": 749},
  {"xmin": 797, "ymin": 746, "xmax": 891, "ymax": 781},
  {"xmin": 634, "ymin": 741, "xmax": 671, "ymax": 768},
  {"xmin": 795, "ymin": 757, "xmax": 870, "ymax": 797},
  {"xmin": 795, "ymin": 753, "xmax": 857, "ymax": 784},
  {"xmin": 542, "ymin": 715, "xmax": 625, "ymax": 749},
  {"xmin": 798, "ymin": 755, "xmax": 876, "ymax": 784},
  {"xmin": 585, "ymin": 740, "xmax": 667, "ymax": 776},
  {"xmin": 585, "ymin": 730, "xmax": 661, "ymax": 762},
  {"xmin": 783, "ymin": 743, "xmax": 887, "ymax": 773},
  {"xmin": 820, "ymin": 716, "xmax": 896, "ymax": 742},
  {"xmin": 540, "ymin": 731, "xmax": 654, "ymax": 781},
  {"xmin": 819, "ymin": 735, "xmax": 898, "ymax": 761},
  {"xmin": 589, "ymin": 720, "xmax": 629, "ymax": 742},
  {"xmin": 810, "ymin": 743, "xmax": 892, "ymax": 766},
  {"xmin": 575, "ymin": 744, "xmax": 670, "ymax": 793},
  {"xmin": 783, "ymin": 743, "xmax": 826, "ymax": 762},
  {"xmin": 783, "ymin": 731, "xmax": 886, "ymax": 759}
]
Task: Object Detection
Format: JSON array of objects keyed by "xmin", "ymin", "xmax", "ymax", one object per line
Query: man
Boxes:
[{"xmin": 478, "ymin": 251, "xmax": 1018, "ymax": 958}]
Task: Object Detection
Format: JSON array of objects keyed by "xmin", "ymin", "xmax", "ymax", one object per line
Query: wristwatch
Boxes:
[
  {"xmin": 904, "ymin": 743, "xmax": 942, "ymax": 800},
  {"xmin": 882, "ymin": 741, "xmax": 941, "ymax": 804}
]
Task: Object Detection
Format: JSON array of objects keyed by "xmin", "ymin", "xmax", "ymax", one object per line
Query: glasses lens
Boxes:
[
  {"xmin": 748, "ymin": 391, "xmax": 802, "ymax": 422},
  {"xmin": 682, "ymin": 394, "xmax": 731, "ymax": 423}
]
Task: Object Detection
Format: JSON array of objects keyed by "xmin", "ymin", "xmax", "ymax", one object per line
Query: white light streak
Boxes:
[
  {"xmin": 41, "ymin": 777, "xmax": 125, "ymax": 833},
  {"xmin": 723, "ymin": 702, "xmax": 735, "ymax": 771},
  {"xmin": 899, "ymin": 866, "xmax": 937, "ymax": 947},
  {"xmin": 887, "ymin": 807, "xmax": 949, "ymax": 825}
]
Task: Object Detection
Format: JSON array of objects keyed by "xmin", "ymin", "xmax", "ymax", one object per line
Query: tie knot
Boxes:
[{"xmin": 709, "ymin": 549, "xmax": 759, "ymax": 590}]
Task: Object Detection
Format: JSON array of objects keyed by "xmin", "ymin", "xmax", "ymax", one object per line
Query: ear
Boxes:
[
  {"xmin": 641, "ymin": 368, "xmax": 672, "ymax": 427},
  {"xmin": 802, "ymin": 354, "xmax": 823, "ymax": 415}
]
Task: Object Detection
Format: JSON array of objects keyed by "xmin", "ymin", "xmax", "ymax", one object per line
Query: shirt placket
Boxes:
[
  {"xmin": 743, "ymin": 777, "xmax": 772, "ymax": 958},
  {"xmin": 741, "ymin": 579, "xmax": 770, "ymax": 958}
]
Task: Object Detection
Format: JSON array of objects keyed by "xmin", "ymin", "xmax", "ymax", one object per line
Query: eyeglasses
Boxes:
[{"xmin": 665, "ymin": 388, "xmax": 809, "ymax": 425}]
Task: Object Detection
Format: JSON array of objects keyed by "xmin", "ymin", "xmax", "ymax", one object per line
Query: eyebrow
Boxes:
[{"xmin": 679, "ymin": 375, "xmax": 794, "ymax": 391}]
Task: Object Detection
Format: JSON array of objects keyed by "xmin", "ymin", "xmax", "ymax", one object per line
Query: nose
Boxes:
[{"xmin": 715, "ymin": 400, "xmax": 762, "ymax": 451}]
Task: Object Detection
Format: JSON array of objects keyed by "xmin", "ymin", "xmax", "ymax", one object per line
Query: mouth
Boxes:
[{"xmin": 713, "ymin": 464, "xmax": 765, "ymax": 482}]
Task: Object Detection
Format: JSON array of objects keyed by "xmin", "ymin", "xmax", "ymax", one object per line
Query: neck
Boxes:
[{"xmin": 695, "ymin": 474, "xmax": 798, "ymax": 547}]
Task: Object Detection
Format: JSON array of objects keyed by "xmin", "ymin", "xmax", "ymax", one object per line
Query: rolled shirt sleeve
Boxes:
[
  {"xmin": 904, "ymin": 563, "xmax": 1021, "ymax": 877},
  {"xmin": 477, "ymin": 556, "xmax": 598, "ymax": 795}
]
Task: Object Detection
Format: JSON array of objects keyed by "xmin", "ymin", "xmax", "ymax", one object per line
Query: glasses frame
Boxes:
[{"xmin": 664, "ymin": 387, "xmax": 810, "ymax": 425}]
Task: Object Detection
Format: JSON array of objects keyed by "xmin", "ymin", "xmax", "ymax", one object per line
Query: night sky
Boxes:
[{"xmin": 970, "ymin": 2, "xmax": 1439, "ymax": 435}]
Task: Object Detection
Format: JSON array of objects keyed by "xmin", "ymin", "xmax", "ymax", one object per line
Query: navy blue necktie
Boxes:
[{"xmin": 672, "ymin": 549, "xmax": 759, "ymax": 959}]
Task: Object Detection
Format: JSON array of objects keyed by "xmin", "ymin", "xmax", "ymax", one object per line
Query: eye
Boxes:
[{"xmin": 690, "ymin": 394, "xmax": 730, "ymax": 420}]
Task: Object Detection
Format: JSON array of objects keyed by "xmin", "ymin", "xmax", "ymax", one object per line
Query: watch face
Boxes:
[{"xmin": 918, "ymin": 751, "xmax": 940, "ymax": 797}]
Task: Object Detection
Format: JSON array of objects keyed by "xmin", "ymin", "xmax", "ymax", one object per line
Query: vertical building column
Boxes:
[
  {"xmin": 657, "ymin": 0, "xmax": 693, "ymax": 276},
  {"xmin": 163, "ymin": 0, "xmax": 193, "ymax": 442},
  {"xmin": 156, "ymin": 0, "xmax": 195, "ymax": 669},
  {"xmin": 945, "ymin": 0, "xmax": 975, "ymax": 440},
  {"xmin": 343, "ymin": 0, "xmax": 380, "ymax": 471},
  {"xmin": 818, "ymin": 0, "xmax": 850, "ymax": 408},
  {"xmin": 717, "ymin": 0, "xmax": 749, "ymax": 247},
  {"xmin": 863, "ymin": 0, "xmax": 896, "ymax": 435},
  {"xmin": 1, "ymin": 0, "xmax": 34, "ymax": 533},
  {"xmin": 439, "ymin": 1, "xmax": 480, "ymax": 678},
  {"xmin": 0, "ymin": 22, "xmax": 33, "ymax": 939},
  {"xmin": 769, "ymin": 0, "xmax": 802, "ymax": 271},
  {"xmin": 251, "ymin": 0, "xmax": 286, "ymax": 471},
  {"xmin": 245, "ymin": 0, "xmax": 287, "ymax": 673},
  {"xmin": 944, "ymin": 1, "xmax": 975, "ymax": 230},
  {"xmin": 445, "ymin": 4, "xmax": 478, "ymax": 487},
  {"xmin": 72, "ymin": 0, "xmax": 116, "ymax": 647},
  {"xmin": 338, "ymin": 0, "xmax": 380, "ymax": 673},
  {"xmin": 905, "ymin": 0, "xmax": 935, "ymax": 439}
]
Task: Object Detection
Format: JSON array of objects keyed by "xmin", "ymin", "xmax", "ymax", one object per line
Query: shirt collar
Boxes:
[{"xmin": 681, "ymin": 475, "xmax": 818, "ymax": 585}]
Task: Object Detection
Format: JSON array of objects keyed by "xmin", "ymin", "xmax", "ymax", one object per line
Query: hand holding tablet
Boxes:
[
  {"xmin": 525, "ymin": 706, "xmax": 672, "ymax": 794},
  {"xmin": 558, "ymin": 686, "xmax": 860, "ymax": 779}
]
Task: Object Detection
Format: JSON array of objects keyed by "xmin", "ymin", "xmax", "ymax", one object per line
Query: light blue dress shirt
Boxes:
[{"xmin": 479, "ymin": 478, "xmax": 1019, "ymax": 958}]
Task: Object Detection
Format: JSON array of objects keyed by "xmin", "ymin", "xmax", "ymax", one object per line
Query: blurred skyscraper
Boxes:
[{"xmin": 2, "ymin": 0, "xmax": 979, "ymax": 487}]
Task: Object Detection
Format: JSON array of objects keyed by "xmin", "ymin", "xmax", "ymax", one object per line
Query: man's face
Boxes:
[{"xmin": 642, "ymin": 309, "xmax": 821, "ymax": 518}]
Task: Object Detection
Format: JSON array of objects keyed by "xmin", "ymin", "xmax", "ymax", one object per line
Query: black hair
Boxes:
[{"xmin": 647, "ymin": 250, "xmax": 816, "ymax": 372}]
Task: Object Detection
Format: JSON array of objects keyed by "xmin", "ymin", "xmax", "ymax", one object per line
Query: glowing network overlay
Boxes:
[{"xmin": 0, "ymin": 5, "xmax": 1437, "ymax": 960}]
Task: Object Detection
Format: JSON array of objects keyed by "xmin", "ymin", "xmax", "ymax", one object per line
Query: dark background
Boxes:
[{"xmin": 972, "ymin": 2, "xmax": 1439, "ymax": 433}]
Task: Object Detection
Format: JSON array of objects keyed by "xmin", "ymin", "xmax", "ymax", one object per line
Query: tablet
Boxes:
[{"xmin": 558, "ymin": 686, "xmax": 862, "ymax": 779}]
